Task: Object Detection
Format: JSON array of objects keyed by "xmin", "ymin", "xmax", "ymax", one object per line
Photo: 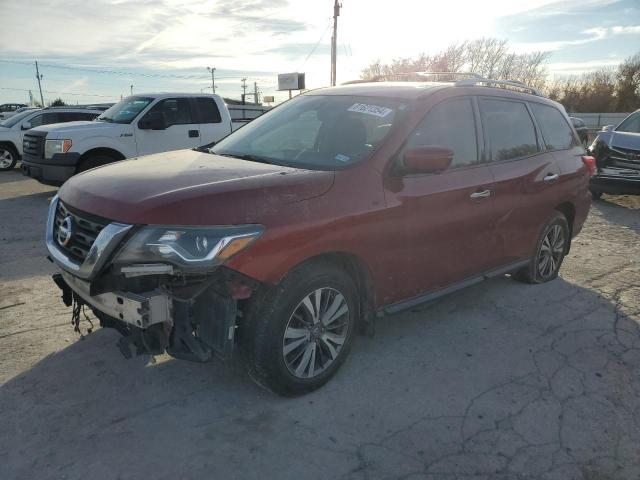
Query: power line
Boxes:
[
  {"xmin": 304, "ymin": 20, "xmax": 333, "ymax": 63},
  {"xmin": 0, "ymin": 59, "xmax": 261, "ymax": 81}
]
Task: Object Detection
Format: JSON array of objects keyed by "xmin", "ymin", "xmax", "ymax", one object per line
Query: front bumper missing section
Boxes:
[
  {"xmin": 52, "ymin": 269, "xmax": 240, "ymax": 362},
  {"xmin": 59, "ymin": 270, "xmax": 171, "ymax": 329}
]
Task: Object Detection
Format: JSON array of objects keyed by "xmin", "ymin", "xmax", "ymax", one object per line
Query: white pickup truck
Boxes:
[{"xmin": 22, "ymin": 93, "xmax": 237, "ymax": 186}]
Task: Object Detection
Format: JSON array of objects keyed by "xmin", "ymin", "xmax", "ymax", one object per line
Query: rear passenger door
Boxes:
[
  {"xmin": 136, "ymin": 97, "xmax": 200, "ymax": 156},
  {"xmin": 479, "ymin": 97, "xmax": 560, "ymax": 265},
  {"xmin": 193, "ymin": 97, "xmax": 229, "ymax": 147}
]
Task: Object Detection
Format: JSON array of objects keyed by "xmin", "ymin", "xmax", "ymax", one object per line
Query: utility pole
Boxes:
[
  {"xmin": 330, "ymin": 0, "xmax": 341, "ymax": 86},
  {"xmin": 130, "ymin": 85, "xmax": 134, "ymax": 95},
  {"xmin": 35, "ymin": 61, "xmax": 44, "ymax": 107},
  {"xmin": 254, "ymin": 82, "xmax": 260, "ymax": 104},
  {"xmin": 207, "ymin": 67, "xmax": 216, "ymax": 94},
  {"xmin": 241, "ymin": 77, "xmax": 247, "ymax": 104}
]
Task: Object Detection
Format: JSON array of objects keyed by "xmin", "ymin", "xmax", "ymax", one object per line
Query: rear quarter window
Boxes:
[
  {"xmin": 531, "ymin": 103, "xmax": 576, "ymax": 151},
  {"xmin": 195, "ymin": 97, "xmax": 222, "ymax": 124},
  {"xmin": 480, "ymin": 98, "xmax": 539, "ymax": 162}
]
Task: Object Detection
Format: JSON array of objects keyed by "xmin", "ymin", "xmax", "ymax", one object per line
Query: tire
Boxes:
[
  {"xmin": 0, "ymin": 144, "xmax": 18, "ymax": 171},
  {"xmin": 77, "ymin": 154, "xmax": 117, "ymax": 173},
  {"xmin": 512, "ymin": 211, "xmax": 569, "ymax": 284},
  {"xmin": 241, "ymin": 262, "xmax": 358, "ymax": 396},
  {"xmin": 590, "ymin": 189, "xmax": 603, "ymax": 200}
]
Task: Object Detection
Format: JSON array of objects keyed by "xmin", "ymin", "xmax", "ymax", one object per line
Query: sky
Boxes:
[{"xmin": 0, "ymin": 0, "xmax": 639, "ymax": 105}]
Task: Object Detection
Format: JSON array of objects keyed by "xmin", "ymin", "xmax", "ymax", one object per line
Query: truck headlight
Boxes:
[
  {"xmin": 45, "ymin": 139, "xmax": 72, "ymax": 158},
  {"xmin": 114, "ymin": 225, "xmax": 263, "ymax": 270}
]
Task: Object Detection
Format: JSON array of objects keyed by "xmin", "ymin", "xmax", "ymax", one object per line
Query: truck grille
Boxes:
[
  {"xmin": 610, "ymin": 145, "xmax": 640, "ymax": 171},
  {"xmin": 22, "ymin": 132, "xmax": 45, "ymax": 158},
  {"xmin": 53, "ymin": 202, "xmax": 110, "ymax": 262}
]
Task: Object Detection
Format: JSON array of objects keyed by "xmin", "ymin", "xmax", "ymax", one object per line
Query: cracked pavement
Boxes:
[{"xmin": 1, "ymin": 170, "xmax": 639, "ymax": 480}]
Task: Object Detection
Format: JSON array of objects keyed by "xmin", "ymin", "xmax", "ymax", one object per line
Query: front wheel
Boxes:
[
  {"xmin": 513, "ymin": 212, "xmax": 569, "ymax": 284},
  {"xmin": 0, "ymin": 145, "xmax": 17, "ymax": 171},
  {"xmin": 241, "ymin": 262, "xmax": 357, "ymax": 396}
]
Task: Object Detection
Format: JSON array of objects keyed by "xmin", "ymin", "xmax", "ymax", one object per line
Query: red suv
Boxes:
[{"xmin": 47, "ymin": 79, "xmax": 593, "ymax": 395}]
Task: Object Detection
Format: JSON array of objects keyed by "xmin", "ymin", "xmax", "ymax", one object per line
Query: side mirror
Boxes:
[
  {"xmin": 402, "ymin": 146, "xmax": 454, "ymax": 174},
  {"xmin": 602, "ymin": 125, "xmax": 614, "ymax": 132},
  {"xmin": 138, "ymin": 111, "xmax": 167, "ymax": 130},
  {"xmin": 21, "ymin": 122, "xmax": 32, "ymax": 131}
]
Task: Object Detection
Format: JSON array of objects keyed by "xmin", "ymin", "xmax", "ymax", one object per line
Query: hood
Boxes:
[
  {"xmin": 59, "ymin": 149, "xmax": 335, "ymax": 225},
  {"xmin": 33, "ymin": 120, "xmax": 124, "ymax": 137}
]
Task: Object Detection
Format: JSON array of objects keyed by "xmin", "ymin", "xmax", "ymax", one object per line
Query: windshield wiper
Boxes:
[{"xmin": 215, "ymin": 152, "xmax": 273, "ymax": 165}]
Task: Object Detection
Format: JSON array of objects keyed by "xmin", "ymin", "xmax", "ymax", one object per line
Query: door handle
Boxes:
[
  {"xmin": 543, "ymin": 173, "xmax": 559, "ymax": 183},
  {"xmin": 470, "ymin": 189, "xmax": 491, "ymax": 199},
  {"xmin": 188, "ymin": 130, "xmax": 199, "ymax": 138}
]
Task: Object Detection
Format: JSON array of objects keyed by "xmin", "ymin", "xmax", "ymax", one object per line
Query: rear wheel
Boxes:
[
  {"xmin": 590, "ymin": 189, "xmax": 603, "ymax": 200},
  {"xmin": 513, "ymin": 212, "xmax": 569, "ymax": 284},
  {"xmin": 242, "ymin": 262, "xmax": 357, "ymax": 396},
  {"xmin": 0, "ymin": 145, "xmax": 18, "ymax": 171}
]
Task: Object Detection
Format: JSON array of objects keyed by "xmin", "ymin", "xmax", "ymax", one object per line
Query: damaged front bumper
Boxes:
[{"xmin": 45, "ymin": 195, "xmax": 258, "ymax": 363}]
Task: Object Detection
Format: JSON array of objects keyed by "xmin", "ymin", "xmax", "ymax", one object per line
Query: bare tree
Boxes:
[{"xmin": 360, "ymin": 38, "xmax": 549, "ymax": 88}]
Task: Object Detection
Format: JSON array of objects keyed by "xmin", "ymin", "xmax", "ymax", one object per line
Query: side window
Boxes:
[
  {"xmin": 57, "ymin": 112, "xmax": 94, "ymax": 122},
  {"xmin": 405, "ymin": 97, "xmax": 478, "ymax": 168},
  {"xmin": 41, "ymin": 113, "xmax": 60, "ymax": 125},
  {"xmin": 147, "ymin": 98, "xmax": 195, "ymax": 127},
  {"xmin": 480, "ymin": 98, "xmax": 539, "ymax": 162},
  {"xmin": 195, "ymin": 97, "xmax": 222, "ymax": 123},
  {"xmin": 617, "ymin": 112, "xmax": 640, "ymax": 133},
  {"xmin": 531, "ymin": 103, "xmax": 575, "ymax": 151},
  {"xmin": 28, "ymin": 114, "xmax": 45, "ymax": 127}
]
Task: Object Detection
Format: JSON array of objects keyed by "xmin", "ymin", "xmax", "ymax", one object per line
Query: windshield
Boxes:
[
  {"xmin": 212, "ymin": 94, "xmax": 406, "ymax": 169},
  {"xmin": 616, "ymin": 112, "xmax": 640, "ymax": 134},
  {"xmin": 97, "ymin": 96, "xmax": 154, "ymax": 124},
  {"xmin": 0, "ymin": 109, "xmax": 40, "ymax": 128}
]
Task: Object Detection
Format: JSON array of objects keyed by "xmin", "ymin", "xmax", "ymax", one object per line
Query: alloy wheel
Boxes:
[
  {"xmin": 0, "ymin": 149, "xmax": 14, "ymax": 169},
  {"xmin": 538, "ymin": 224, "xmax": 565, "ymax": 279},
  {"xmin": 282, "ymin": 287, "xmax": 350, "ymax": 379}
]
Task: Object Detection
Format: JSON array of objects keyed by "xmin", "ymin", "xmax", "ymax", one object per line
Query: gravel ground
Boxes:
[{"xmin": 1, "ymin": 169, "xmax": 639, "ymax": 480}]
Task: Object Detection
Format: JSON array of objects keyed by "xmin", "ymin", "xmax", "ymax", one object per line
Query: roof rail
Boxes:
[
  {"xmin": 371, "ymin": 71, "xmax": 483, "ymax": 82},
  {"xmin": 455, "ymin": 78, "xmax": 543, "ymax": 96},
  {"xmin": 341, "ymin": 72, "xmax": 543, "ymax": 96}
]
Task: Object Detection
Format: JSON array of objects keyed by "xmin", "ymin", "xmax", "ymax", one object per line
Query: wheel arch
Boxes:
[
  {"xmin": 280, "ymin": 251, "xmax": 375, "ymax": 333},
  {"xmin": 76, "ymin": 147, "xmax": 125, "ymax": 172},
  {"xmin": 0, "ymin": 141, "xmax": 20, "ymax": 159},
  {"xmin": 554, "ymin": 202, "xmax": 575, "ymax": 252}
]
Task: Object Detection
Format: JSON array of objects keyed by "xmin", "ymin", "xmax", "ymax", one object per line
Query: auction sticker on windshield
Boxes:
[{"xmin": 347, "ymin": 103, "xmax": 393, "ymax": 118}]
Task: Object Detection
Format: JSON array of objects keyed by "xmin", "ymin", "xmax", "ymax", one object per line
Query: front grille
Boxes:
[
  {"xmin": 610, "ymin": 145, "xmax": 640, "ymax": 171},
  {"xmin": 23, "ymin": 132, "xmax": 45, "ymax": 158},
  {"xmin": 53, "ymin": 202, "xmax": 110, "ymax": 262}
]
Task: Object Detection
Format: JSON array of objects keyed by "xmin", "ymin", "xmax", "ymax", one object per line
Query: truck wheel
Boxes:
[
  {"xmin": 512, "ymin": 211, "xmax": 569, "ymax": 284},
  {"xmin": 590, "ymin": 189, "xmax": 603, "ymax": 200},
  {"xmin": 77, "ymin": 154, "xmax": 117, "ymax": 173},
  {"xmin": 242, "ymin": 262, "xmax": 357, "ymax": 396},
  {"xmin": 0, "ymin": 145, "xmax": 18, "ymax": 171}
]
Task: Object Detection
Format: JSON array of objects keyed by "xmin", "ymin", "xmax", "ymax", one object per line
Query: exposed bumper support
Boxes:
[{"xmin": 59, "ymin": 270, "xmax": 171, "ymax": 329}]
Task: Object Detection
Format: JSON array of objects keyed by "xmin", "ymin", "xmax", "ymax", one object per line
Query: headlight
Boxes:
[
  {"xmin": 114, "ymin": 225, "xmax": 263, "ymax": 270},
  {"xmin": 44, "ymin": 139, "xmax": 72, "ymax": 158}
]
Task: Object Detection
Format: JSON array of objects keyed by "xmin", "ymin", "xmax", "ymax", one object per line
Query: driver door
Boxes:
[
  {"xmin": 136, "ymin": 98, "xmax": 200, "ymax": 156},
  {"xmin": 382, "ymin": 97, "xmax": 500, "ymax": 303}
]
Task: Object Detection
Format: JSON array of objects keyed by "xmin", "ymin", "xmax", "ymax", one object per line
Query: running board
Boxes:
[{"xmin": 382, "ymin": 259, "xmax": 530, "ymax": 316}]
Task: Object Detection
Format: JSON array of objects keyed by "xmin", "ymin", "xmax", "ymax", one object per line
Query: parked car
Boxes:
[
  {"xmin": 0, "ymin": 107, "xmax": 102, "ymax": 171},
  {"xmin": 588, "ymin": 109, "xmax": 640, "ymax": 199},
  {"xmin": 0, "ymin": 103, "xmax": 27, "ymax": 120},
  {"xmin": 0, "ymin": 106, "xmax": 38, "ymax": 121},
  {"xmin": 22, "ymin": 93, "xmax": 236, "ymax": 186},
  {"xmin": 570, "ymin": 116, "xmax": 589, "ymax": 146},
  {"xmin": 46, "ymin": 79, "xmax": 592, "ymax": 395}
]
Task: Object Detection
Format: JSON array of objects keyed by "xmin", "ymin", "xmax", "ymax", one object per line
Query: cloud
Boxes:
[
  {"xmin": 611, "ymin": 25, "xmax": 640, "ymax": 34},
  {"xmin": 513, "ymin": 25, "xmax": 638, "ymax": 52}
]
